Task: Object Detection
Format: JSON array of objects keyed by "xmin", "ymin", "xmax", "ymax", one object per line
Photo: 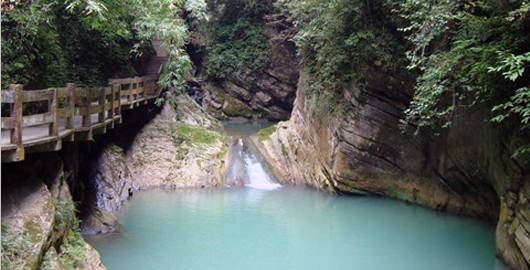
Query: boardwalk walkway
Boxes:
[{"xmin": 1, "ymin": 74, "xmax": 163, "ymax": 162}]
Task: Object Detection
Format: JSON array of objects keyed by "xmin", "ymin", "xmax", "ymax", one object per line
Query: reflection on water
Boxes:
[{"xmin": 87, "ymin": 187, "xmax": 505, "ymax": 270}]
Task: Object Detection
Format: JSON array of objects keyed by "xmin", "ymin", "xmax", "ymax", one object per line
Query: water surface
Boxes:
[{"xmin": 88, "ymin": 187, "xmax": 504, "ymax": 270}]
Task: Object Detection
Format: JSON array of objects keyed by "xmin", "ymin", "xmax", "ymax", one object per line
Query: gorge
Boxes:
[{"xmin": 1, "ymin": 0, "xmax": 529, "ymax": 270}]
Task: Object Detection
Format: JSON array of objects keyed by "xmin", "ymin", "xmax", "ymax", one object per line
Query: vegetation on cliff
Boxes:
[
  {"xmin": 173, "ymin": 123, "xmax": 223, "ymax": 146},
  {"xmin": 283, "ymin": 0, "xmax": 530, "ymax": 161},
  {"xmin": 205, "ymin": 0, "xmax": 273, "ymax": 79}
]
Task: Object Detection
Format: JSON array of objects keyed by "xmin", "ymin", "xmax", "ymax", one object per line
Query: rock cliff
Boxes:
[
  {"xmin": 196, "ymin": 10, "xmax": 299, "ymax": 120},
  {"xmin": 82, "ymin": 94, "xmax": 229, "ymax": 234},
  {"xmin": 256, "ymin": 70, "xmax": 530, "ymax": 269},
  {"xmin": 1, "ymin": 154, "xmax": 106, "ymax": 270}
]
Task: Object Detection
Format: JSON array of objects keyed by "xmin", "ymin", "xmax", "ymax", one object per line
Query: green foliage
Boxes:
[
  {"xmin": 53, "ymin": 198, "xmax": 79, "ymax": 232},
  {"xmin": 256, "ymin": 124, "xmax": 276, "ymax": 141},
  {"xmin": 205, "ymin": 0, "xmax": 272, "ymax": 79},
  {"xmin": 282, "ymin": 0, "xmax": 406, "ymax": 114},
  {"xmin": 57, "ymin": 230, "xmax": 86, "ymax": 270},
  {"xmin": 1, "ymin": 225, "xmax": 33, "ymax": 270},
  {"xmin": 133, "ymin": 0, "xmax": 207, "ymax": 92},
  {"xmin": 1, "ymin": 0, "xmax": 143, "ymax": 89},
  {"xmin": 1, "ymin": 0, "xmax": 207, "ymax": 90},
  {"xmin": 206, "ymin": 18, "xmax": 269, "ymax": 79},
  {"xmin": 400, "ymin": 1, "xmax": 529, "ymax": 128},
  {"xmin": 1, "ymin": 1, "xmax": 67, "ymax": 89},
  {"xmin": 399, "ymin": 0, "xmax": 530, "ymax": 160},
  {"xmin": 173, "ymin": 124, "xmax": 222, "ymax": 146},
  {"xmin": 284, "ymin": 0, "xmax": 529, "ymax": 159}
]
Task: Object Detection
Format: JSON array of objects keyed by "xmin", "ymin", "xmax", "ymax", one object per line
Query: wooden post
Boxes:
[
  {"xmin": 98, "ymin": 88, "xmax": 105, "ymax": 123},
  {"xmin": 116, "ymin": 84, "xmax": 122, "ymax": 122},
  {"xmin": 66, "ymin": 83, "xmax": 76, "ymax": 129},
  {"xmin": 49, "ymin": 88, "xmax": 59, "ymax": 137},
  {"xmin": 109, "ymin": 85, "xmax": 115, "ymax": 119},
  {"xmin": 127, "ymin": 82, "xmax": 132, "ymax": 105},
  {"xmin": 10, "ymin": 84, "xmax": 24, "ymax": 160},
  {"xmin": 82, "ymin": 90, "xmax": 91, "ymax": 128}
]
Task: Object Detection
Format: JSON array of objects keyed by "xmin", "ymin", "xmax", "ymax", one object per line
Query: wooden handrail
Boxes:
[
  {"xmin": 10, "ymin": 84, "xmax": 24, "ymax": 161},
  {"xmin": 1, "ymin": 75, "xmax": 160, "ymax": 162}
]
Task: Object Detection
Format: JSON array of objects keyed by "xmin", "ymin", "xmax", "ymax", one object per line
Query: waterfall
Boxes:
[{"xmin": 225, "ymin": 138, "xmax": 281, "ymax": 190}]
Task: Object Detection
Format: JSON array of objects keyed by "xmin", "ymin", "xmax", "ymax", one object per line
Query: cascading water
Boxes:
[
  {"xmin": 225, "ymin": 138, "xmax": 281, "ymax": 190},
  {"xmin": 88, "ymin": 121, "xmax": 504, "ymax": 270}
]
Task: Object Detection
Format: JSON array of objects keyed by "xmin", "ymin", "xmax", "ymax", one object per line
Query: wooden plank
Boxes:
[
  {"xmin": 108, "ymin": 84, "xmax": 115, "ymax": 128},
  {"xmin": 82, "ymin": 96, "xmax": 91, "ymax": 128},
  {"xmin": 98, "ymin": 89, "xmax": 105, "ymax": 123},
  {"xmin": 57, "ymin": 108, "xmax": 67, "ymax": 118},
  {"xmin": 89, "ymin": 104, "xmax": 104, "ymax": 114},
  {"xmin": 116, "ymin": 85, "xmax": 122, "ymax": 118},
  {"xmin": 22, "ymin": 89, "xmax": 54, "ymax": 102},
  {"xmin": 74, "ymin": 87, "xmax": 89, "ymax": 98},
  {"xmin": 22, "ymin": 112, "xmax": 53, "ymax": 127},
  {"xmin": 66, "ymin": 83, "xmax": 76, "ymax": 129},
  {"xmin": 1, "ymin": 90, "xmax": 14, "ymax": 103},
  {"xmin": 1, "ymin": 117, "xmax": 15, "ymax": 129},
  {"xmin": 49, "ymin": 89, "xmax": 58, "ymax": 136},
  {"xmin": 104, "ymin": 87, "xmax": 112, "ymax": 95},
  {"xmin": 57, "ymin": 87, "xmax": 69, "ymax": 98},
  {"xmin": 1, "ymin": 73, "xmax": 162, "ymax": 163},
  {"xmin": 10, "ymin": 84, "xmax": 24, "ymax": 161}
]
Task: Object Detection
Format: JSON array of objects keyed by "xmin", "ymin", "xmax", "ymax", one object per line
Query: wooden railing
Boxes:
[{"xmin": 1, "ymin": 75, "xmax": 161, "ymax": 162}]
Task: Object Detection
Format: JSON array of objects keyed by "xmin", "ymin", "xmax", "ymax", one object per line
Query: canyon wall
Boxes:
[
  {"xmin": 1, "ymin": 95, "xmax": 231, "ymax": 267},
  {"xmin": 192, "ymin": 9, "xmax": 299, "ymax": 120},
  {"xmin": 257, "ymin": 69, "xmax": 530, "ymax": 269},
  {"xmin": 82, "ymin": 94, "xmax": 230, "ymax": 235},
  {"xmin": 1, "ymin": 153, "xmax": 106, "ymax": 270}
]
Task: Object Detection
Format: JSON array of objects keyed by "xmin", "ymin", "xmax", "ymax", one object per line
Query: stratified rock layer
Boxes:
[
  {"xmin": 257, "ymin": 71, "xmax": 530, "ymax": 270},
  {"xmin": 200, "ymin": 12, "xmax": 299, "ymax": 120}
]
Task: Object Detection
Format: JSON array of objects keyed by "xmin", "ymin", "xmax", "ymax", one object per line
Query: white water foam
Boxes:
[{"xmin": 242, "ymin": 151, "xmax": 281, "ymax": 190}]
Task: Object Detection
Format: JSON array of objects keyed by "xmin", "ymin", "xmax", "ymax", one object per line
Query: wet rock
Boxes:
[
  {"xmin": 81, "ymin": 208, "xmax": 120, "ymax": 235},
  {"xmin": 254, "ymin": 68, "xmax": 530, "ymax": 269},
  {"xmin": 91, "ymin": 144, "xmax": 137, "ymax": 213},
  {"xmin": 221, "ymin": 95, "xmax": 254, "ymax": 118},
  {"xmin": 1, "ymin": 155, "xmax": 106, "ymax": 270},
  {"xmin": 77, "ymin": 242, "xmax": 107, "ymax": 270}
]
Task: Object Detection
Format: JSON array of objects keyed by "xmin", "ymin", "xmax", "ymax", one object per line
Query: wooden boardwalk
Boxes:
[{"xmin": 1, "ymin": 75, "xmax": 162, "ymax": 162}]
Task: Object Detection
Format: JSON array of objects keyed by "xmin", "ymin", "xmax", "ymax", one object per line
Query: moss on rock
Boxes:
[
  {"xmin": 173, "ymin": 124, "xmax": 223, "ymax": 146},
  {"xmin": 256, "ymin": 125, "xmax": 277, "ymax": 141},
  {"xmin": 221, "ymin": 96, "xmax": 254, "ymax": 118}
]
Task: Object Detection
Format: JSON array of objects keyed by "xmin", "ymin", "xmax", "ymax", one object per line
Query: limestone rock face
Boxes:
[
  {"xmin": 91, "ymin": 144, "xmax": 137, "ymax": 213},
  {"xmin": 125, "ymin": 96, "xmax": 227, "ymax": 189},
  {"xmin": 256, "ymin": 70, "xmax": 530, "ymax": 269},
  {"xmin": 1, "ymin": 154, "xmax": 106, "ymax": 270},
  {"xmin": 81, "ymin": 208, "xmax": 119, "ymax": 235},
  {"xmin": 83, "ymin": 95, "xmax": 228, "ymax": 235},
  {"xmin": 200, "ymin": 12, "xmax": 299, "ymax": 120},
  {"xmin": 1, "ymin": 176, "xmax": 55, "ymax": 270}
]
